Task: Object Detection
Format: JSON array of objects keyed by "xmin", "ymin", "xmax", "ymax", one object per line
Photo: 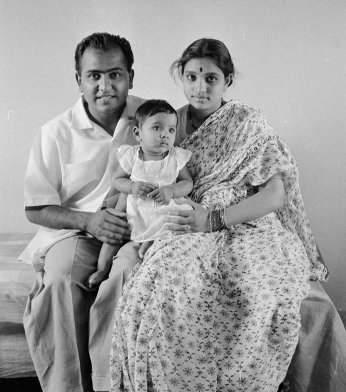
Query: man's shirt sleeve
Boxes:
[{"xmin": 24, "ymin": 128, "xmax": 62, "ymax": 207}]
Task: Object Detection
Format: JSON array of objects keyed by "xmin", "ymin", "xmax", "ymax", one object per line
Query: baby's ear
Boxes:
[{"xmin": 133, "ymin": 126, "xmax": 141, "ymax": 141}]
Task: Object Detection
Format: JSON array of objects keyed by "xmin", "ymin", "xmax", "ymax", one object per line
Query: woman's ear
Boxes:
[
  {"xmin": 225, "ymin": 74, "xmax": 233, "ymax": 88},
  {"xmin": 133, "ymin": 126, "xmax": 141, "ymax": 141}
]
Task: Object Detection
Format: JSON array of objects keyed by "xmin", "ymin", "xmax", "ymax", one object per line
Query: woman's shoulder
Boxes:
[
  {"xmin": 176, "ymin": 104, "xmax": 189, "ymax": 126},
  {"xmin": 224, "ymin": 99, "xmax": 261, "ymax": 120},
  {"xmin": 176, "ymin": 103, "xmax": 189, "ymax": 116},
  {"xmin": 176, "ymin": 104, "xmax": 190, "ymax": 146}
]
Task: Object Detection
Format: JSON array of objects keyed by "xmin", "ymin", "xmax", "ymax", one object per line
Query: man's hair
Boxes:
[
  {"xmin": 134, "ymin": 99, "xmax": 177, "ymax": 129},
  {"xmin": 75, "ymin": 32, "xmax": 134, "ymax": 75}
]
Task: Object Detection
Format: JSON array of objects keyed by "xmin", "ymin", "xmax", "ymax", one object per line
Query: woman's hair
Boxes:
[
  {"xmin": 134, "ymin": 99, "xmax": 177, "ymax": 129},
  {"xmin": 75, "ymin": 32, "xmax": 134, "ymax": 75},
  {"xmin": 171, "ymin": 38, "xmax": 234, "ymax": 86}
]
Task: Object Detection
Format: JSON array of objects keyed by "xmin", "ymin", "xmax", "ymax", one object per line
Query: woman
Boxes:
[{"xmin": 110, "ymin": 38, "xmax": 328, "ymax": 392}]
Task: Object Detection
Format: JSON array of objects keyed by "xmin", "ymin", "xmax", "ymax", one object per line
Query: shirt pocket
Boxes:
[{"xmin": 61, "ymin": 159, "xmax": 107, "ymax": 200}]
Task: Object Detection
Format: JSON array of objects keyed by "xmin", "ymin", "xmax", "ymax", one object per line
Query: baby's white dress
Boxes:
[{"xmin": 116, "ymin": 144, "xmax": 192, "ymax": 242}]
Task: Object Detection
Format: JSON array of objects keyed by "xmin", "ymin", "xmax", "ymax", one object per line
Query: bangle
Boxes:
[{"xmin": 208, "ymin": 208, "xmax": 228, "ymax": 232}]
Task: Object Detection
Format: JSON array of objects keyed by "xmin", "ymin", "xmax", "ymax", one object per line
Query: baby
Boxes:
[{"xmin": 88, "ymin": 99, "xmax": 193, "ymax": 288}]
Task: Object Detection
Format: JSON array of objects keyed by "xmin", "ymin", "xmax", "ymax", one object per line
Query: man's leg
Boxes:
[
  {"xmin": 89, "ymin": 241, "xmax": 140, "ymax": 392},
  {"xmin": 24, "ymin": 235, "xmax": 102, "ymax": 392}
]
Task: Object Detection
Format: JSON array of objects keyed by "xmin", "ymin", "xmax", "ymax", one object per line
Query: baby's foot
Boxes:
[
  {"xmin": 138, "ymin": 241, "xmax": 153, "ymax": 259},
  {"xmin": 88, "ymin": 270, "xmax": 108, "ymax": 289}
]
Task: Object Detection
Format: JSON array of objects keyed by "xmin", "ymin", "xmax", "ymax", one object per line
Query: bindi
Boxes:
[{"xmin": 199, "ymin": 67, "xmax": 203, "ymax": 72}]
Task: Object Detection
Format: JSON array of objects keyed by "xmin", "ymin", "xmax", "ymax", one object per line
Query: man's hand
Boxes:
[
  {"xmin": 131, "ymin": 181, "xmax": 157, "ymax": 200},
  {"xmin": 25, "ymin": 204, "xmax": 131, "ymax": 245},
  {"xmin": 86, "ymin": 209, "xmax": 130, "ymax": 244},
  {"xmin": 147, "ymin": 185, "xmax": 174, "ymax": 205}
]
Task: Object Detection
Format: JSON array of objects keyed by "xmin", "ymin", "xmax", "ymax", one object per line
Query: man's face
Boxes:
[{"xmin": 76, "ymin": 47, "xmax": 134, "ymax": 121}]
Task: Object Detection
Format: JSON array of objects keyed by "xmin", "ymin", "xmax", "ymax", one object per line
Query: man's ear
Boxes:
[
  {"xmin": 133, "ymin": 126, "xmax": 141, "ymax": 141},
  {"xmin": 129, "ymin": 69, "xmax": 134, "ymax": 90},
  {"xmin": 75, "ymin": 73, "xmax": 83, "ymax": 94}
]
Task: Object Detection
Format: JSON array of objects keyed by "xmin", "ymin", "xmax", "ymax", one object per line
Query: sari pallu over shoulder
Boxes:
[{"xmin": 179, "ymin": 100, "xmax": 328, "ymax": 281}]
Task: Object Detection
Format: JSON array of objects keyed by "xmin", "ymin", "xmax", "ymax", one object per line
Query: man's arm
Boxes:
[{"xmin": 26, "ymin": 205, "xmax": 130, "ymax": 245}]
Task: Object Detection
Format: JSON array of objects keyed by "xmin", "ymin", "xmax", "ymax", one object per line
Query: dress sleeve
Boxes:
[
  {"xmin": 24, "ymin": 128, "xmax": 62, "ymax": 207},
  {"xmin": 174, "ymin": 146, "xmax": 192, "ymax": 172},
  {"xmin": 116, "ymin": 144, "xmax": 137, "ymax": 175}
]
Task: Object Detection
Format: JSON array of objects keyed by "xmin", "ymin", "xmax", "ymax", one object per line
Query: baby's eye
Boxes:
[
  {"xmin": 153, "ymin": 126, "xmax": 161, "ymax": 131},
  {"xmin": 169, "ymin": 128, "xmax": 176, "ymax": 134}
]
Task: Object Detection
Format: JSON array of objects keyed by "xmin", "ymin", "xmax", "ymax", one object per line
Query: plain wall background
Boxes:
[{"xmin": 1, "ymin": 0, "xmax": 345, "ymax": 310}]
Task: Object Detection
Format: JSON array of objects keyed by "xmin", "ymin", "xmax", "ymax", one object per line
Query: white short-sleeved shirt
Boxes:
[{"xmin": 19, "ymin": 95, "xmax": 145, "ymax": 268}]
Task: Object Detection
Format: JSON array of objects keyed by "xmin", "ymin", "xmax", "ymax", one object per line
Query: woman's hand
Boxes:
[{"xmin": 166, "ymin": 199, "xmax": 209, "ymax": 233}]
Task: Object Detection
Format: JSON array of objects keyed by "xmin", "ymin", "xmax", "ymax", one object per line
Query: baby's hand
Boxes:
[
  {"xmin": 148, "ymin": 185, "xmax": 174, "ymax": 205},
  {"xmin": 131, "ymin": 181, "xmax": 156, "ymax": 200}
]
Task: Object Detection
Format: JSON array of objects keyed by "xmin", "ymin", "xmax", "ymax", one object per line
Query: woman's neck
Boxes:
[
  {"xmin": 189, "ymin": 100, "xmax": 224, "ymax": 125},
  {"xmin": 189, "ymin": 106, "xmax": 211, "ymax": 124},
  {"xmin": 188, "ymin": 100, "xmax": 225, "ymax": 132}
]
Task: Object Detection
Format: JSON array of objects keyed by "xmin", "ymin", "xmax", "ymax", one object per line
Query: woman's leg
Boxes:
[{"xmin": 215, "ymin": 224, "xmax": 310, "ymax": 391}]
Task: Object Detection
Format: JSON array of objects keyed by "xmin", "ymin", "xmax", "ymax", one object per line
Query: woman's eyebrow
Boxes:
[{"xmin": 185, "ymin": 69, "xmax": 219, "ymax": 76}]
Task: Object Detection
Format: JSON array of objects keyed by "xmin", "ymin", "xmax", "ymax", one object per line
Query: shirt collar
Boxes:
[
  {"xmin": 71, "ymin": 96, "xmax": 138, "ymax": 132},
  {"xmin": 71, "ymin": 97, "xmax": 94, "ymax": 131}
]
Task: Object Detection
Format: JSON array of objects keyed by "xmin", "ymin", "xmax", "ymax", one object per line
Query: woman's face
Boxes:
[{"xmin": 182, "ymin": 57, "xmax": 230, "ymax": 116}]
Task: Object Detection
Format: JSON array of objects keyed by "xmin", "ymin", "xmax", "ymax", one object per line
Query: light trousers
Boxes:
[{"xmin": 23, "ymin": 235, "xmax": 140, "ymax": 392}]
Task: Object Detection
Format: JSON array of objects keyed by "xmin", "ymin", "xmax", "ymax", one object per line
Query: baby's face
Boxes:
[{"xmin": 138, "ymin": 112, "xmax": 177, "ymax": 156}]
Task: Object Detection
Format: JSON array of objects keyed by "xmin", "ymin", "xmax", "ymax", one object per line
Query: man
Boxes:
[{"xmin": 20, "ymin": 32, "xmax": 144, "ymax": 392}]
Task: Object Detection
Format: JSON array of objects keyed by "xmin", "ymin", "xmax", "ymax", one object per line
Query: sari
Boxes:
[{"xmin": 110, "ymin": 100, "xmax": 328, "ymax": 392}]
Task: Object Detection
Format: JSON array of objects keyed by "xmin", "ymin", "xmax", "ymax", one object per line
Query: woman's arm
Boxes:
[
  {"xmin": 224, "ymin": 176, "xmax": 285, "ymax": 227},
  {"xmin": 166, "ymin": 175, "xmax": 285, "ymax": 232}
]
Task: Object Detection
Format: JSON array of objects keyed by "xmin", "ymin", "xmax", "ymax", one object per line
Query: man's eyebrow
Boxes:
[{"xmin": 85, "ymin": 67, "xmax": 124, "ymax": 73}]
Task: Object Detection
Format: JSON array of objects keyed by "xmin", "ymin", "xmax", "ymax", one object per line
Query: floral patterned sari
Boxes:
[{"xmin": 110, "ymin": 100, "xmax": 328, "ymax": 392}]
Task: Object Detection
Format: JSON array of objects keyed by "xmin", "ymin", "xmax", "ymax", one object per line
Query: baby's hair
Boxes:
[{"xmin": 134, "ymin": 99, "xmax": 177, "ymax": 129}]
